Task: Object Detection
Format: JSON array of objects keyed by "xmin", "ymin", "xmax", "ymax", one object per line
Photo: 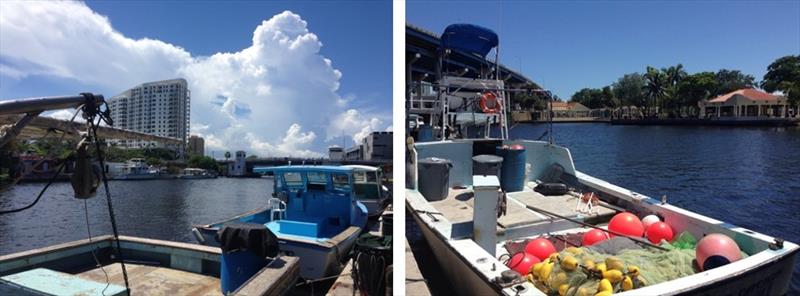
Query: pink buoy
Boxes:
[
  {"xmin": 696, "ymin": 233, "xmax": 742, "ymax": 271},
  {"xmin": 582, "ymin": 229, "xmax": 610, "ymax": 246},
  {"xmin": 525, "ymin": 238, "xmax": 556, "ymax": 261},
  {"xmin": 645, "ymin": 222, "xmax": 674, "ymax": 243},
  {"xmin": 507, "ymin": 252, "xmax": 540, "ymax": 275},
  {"xmin": 641, "ymin": 215, "xmax": 660, "ymax": 229},
  {"xmin": 608, "ymin": 212, "xmax": 644, "ymax": 237}
]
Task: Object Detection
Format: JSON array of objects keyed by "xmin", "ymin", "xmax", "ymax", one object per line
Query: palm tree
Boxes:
[
  {"xmin": 642, "ymin": 66, "xmax": 667, "ymax": 116},
  {"xmin": 224, "ymin": 151, "xmax": 231, "ymax": 162}
]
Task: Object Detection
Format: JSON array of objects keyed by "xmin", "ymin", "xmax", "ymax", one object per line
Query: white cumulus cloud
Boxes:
[
  {"xmin": 0, "ymin": 2, "xmax": 388, "ymax": 157},
  {"xmin": 327, "ymin": 109, "xmax": 386, "ymax": 144}
]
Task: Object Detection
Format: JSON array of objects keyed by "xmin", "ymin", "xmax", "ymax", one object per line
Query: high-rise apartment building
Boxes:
[
  {"xmin": 188, "ymin": 135, "xmax": 205, "ymax": 156},
  {"xmin": 108, "ymin": 78, "xmax": 190, "ymax": 156}
]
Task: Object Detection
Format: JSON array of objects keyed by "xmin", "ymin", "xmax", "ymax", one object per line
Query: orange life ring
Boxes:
[{"xmin": 479, "ymin": 92, "xmax": 502, "ymax": 113}]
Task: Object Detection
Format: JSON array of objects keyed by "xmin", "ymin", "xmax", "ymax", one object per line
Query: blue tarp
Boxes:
[{"xmin": 441, "ymin": 24, "xmax": 499, "ymax": 58}]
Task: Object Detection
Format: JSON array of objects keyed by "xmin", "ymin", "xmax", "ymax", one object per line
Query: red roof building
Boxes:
[{"xmin": 699, "ymin": 88, "xmax": 793, "ymax": 118}]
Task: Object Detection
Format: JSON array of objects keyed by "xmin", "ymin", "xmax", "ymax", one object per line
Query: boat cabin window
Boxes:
[
  {"xmin": 353, "ymin": 171, "xmax": 378, "ymax": 184},
  {"xmin": 283, "ymin": 172, "xmax": 303, "ymax": 187},
  {"xmin": 306, "ymin": 172, "xmax": 328, "ymax": 191},
  {"xmin": 331, "ymin": 173, "xmax": 351, "ymax": 192}
]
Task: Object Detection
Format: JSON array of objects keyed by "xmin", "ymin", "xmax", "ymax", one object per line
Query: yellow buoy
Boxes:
[
  {"xmin": 627, "ymin": 265, "xmax": 640, "ymax": 277},
  {"xmin": 565, "ymin": 247, "xmax": 583, "ymax": 255},
  {"xmin": 622, "ymin": 276, "xmax": 634, "ymax": 291},
  {"xmin": 561, "ymin": 255, "xmax": 578, "ymax": 271},
  {"xmin": 605, "ymin": 257, "xmax": 625, "ymax": 271},
  {"xmin": 602, "ymin": 270, "xmax": 624, "ymax": 284},
  {"xmin": 540, "ymin": 262, "xmax": 555, "ymax": 281},
  {"xmin": 532, "ymin": 262, "xmax": 544, "ymax": 277},
  {"xmin": 598, "ymin": 278, "xmax": 613, "ymax": 292},
  {"xmin": 559, "ymin": 284, "xmax": 570, "ymax": 296},
  {"xmin": 582, "ymin": 259, "xmax": 595, "ymax": 270}
]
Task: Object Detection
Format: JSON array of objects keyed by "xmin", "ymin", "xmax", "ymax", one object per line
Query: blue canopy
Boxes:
[{"xmin": 441, "ymin": 24, "xmax": 499, "ymax": 58}]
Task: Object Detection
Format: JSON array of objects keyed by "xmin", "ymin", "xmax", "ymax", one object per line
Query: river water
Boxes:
[
  {"xmin": 408, "ymin": 123, "xmax": 800, "ymax": 295},
  {"xmin": 0, "ymin": 178, "xmax": 274, "ymax": 254}
]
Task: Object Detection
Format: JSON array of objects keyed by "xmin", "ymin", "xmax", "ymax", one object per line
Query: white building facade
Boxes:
[
  {"xmin": 108, "ymin": 78, "xmax": 190, "ymax": 156},
  {"xmin": 698, "ymin": 88, "xmax": 795, "ymax": 119}
]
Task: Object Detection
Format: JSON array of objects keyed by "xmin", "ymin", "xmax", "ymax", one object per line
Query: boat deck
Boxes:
[
  {"xmin": 77, "ymin": 263, "xmax": 221, "ymax": 295},
  {"xmin": 428, "ymin": 183, "xmax": 616, "ymax": 232}
]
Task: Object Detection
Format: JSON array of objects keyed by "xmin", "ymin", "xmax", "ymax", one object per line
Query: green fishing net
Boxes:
[{"xmin": 530, "ymin": 232, "xmax": 746, "ymax": 296}]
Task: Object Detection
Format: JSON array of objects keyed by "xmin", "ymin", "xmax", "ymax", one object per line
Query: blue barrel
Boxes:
[
  {"xmin": 221, "ymin": 250, "xmax": 268, "ymax": 294},
  {"xmin": 497, "ymin": 145, "xmax": 526, "ymax": 192},
  {"xmin": 217, "ymin": 222, "xmax": 278, "ymax": 294},
  {"xmin": 417, "ymin": 125, "xmax": 434, "ymax": 142}
]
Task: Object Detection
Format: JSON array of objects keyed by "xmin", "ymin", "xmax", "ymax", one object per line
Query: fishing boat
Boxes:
[
  {"xmin": 192, "ymin": 165, "xmax": 368, "ymax": 280},
  {"xmin": 0, "ymin": 235, "xmax": 299, "ymax": 295},
  {"xmin": 112, "ymin": 158, "xmax": 175, "ymax": 180},
  {"xmin": 405, "ymin": 24, "xmax": 799, "ymax": 296},
  {"xmin": 0, "ymin": 94, "xmax": 300, "ymax": 295},
  {"xmin": 178, "ymin": 167, "xmax": 217, "ymax": 179},
  {"xmin": 344, "ymin": 164, "xmax": 391, "ymax": 217}
]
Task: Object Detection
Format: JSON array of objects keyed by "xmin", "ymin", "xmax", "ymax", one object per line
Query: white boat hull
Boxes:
[
  {"xmin": 406, "ymin": 139, "xmax": 800, "ymax": 296},
  {"xmin": 412, "ymin": 202, "xmax": 799, "ymax": 295}
]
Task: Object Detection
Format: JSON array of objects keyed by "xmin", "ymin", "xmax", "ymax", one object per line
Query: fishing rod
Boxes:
[{"xmin": 522, "ymin": 204, "xmax": 669, "ymax": 251}]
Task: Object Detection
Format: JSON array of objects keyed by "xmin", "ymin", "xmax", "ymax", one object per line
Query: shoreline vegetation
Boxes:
[
  {"xmin": 512, "ymin": 55, "xmax": 799, "ymax": 119},
  {"xmin": 0, "ymin": 139, "xmax": 220, "ymax": 184}
]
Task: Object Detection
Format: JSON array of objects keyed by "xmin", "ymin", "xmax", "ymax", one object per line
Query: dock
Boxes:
[
  {"xmin": 610, "ymin": 117, "xmax": 799, "ymax": 126},
  {"xmin": 405, "ymin": 238, "xmax": 431, "ymax": 295},
  {"xmin": 326, "ymin": 239, "xmax": 430, "ymax": 296}
]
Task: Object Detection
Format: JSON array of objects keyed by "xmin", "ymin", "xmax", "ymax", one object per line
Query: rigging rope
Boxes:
[
  {"xmin": 0, "ymin": 158, "xmax": 67, "ymax": 215},
  {"xmin": 0, "ymin": 105, "xmax": 82, "ymax": 192},
  {"xmin": 84, "ymin": 98, "xmax": 130, "ymax": 291}
]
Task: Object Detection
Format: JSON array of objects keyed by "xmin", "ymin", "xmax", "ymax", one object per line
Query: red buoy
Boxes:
[
  {"xmin": 608, "ymin": 212, "xmax": 644, "ymax": 237},
  {"xmin": 507, "ymin": 252, "xmax": 540, "ymax": 275},
  {"xmin": 582, "ymin": 229, "xmax": 610, "ymax": 246},
  {"xmin": 645, "ymin": 221, "xmax": 674, "ymax": 243},
  {"xmin": 525, "ymin": 237, "xmax": 556, "ymax": 261},
  {"xmin": 696, "ymin": 233, "xmax": 741, "ymax": 271}
]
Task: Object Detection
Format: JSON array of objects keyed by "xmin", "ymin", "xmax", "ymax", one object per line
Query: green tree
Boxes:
[
  {"xmin": 761, "ymin": 55, "xmax": 800, "ymax": 106},
  {"xmin": 612, "ymin": 73, "xmax": 646, "ymax": 107},
  {"xmin": 642, "ymin": 66, "xmax": 667, "ymax": 115},
  {"xmin": 677, "ymin": 72, "xmax": 718, "ymax": 116},
  {"xmin": 188, "ymin": 155, "xmax": 219, "ymax": 171},
  {"xmin": 224, "ymin": 151, "xmax": 231, "ymax": 162},
  {"xmin": 571, "ymin": 88, "xmax": 604, "ymax": 109},
  {"xmin": 714, "ymin": 69, "xmax": 755, "ymax": 95},
  {"xmin": 601, "ymin": 86, "xmax": 619, "ymax": 108},
  {"xmin": 661, "ymin": 64, "xmax": 687, "ymax": 115}
]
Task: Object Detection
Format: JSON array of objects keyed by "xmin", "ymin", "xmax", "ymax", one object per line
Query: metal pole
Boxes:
[{"xmin": 0, "ymin": 94, "xmax": 104, "ymax": 115}]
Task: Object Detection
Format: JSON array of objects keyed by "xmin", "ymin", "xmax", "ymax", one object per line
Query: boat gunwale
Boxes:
[
  {"xmin": 406, "ymin": 173, "xmax": 800, "ymax": 295},
  {"xmin": 193, "ymin": 207, "xmax": 362, "ymax": 249}
]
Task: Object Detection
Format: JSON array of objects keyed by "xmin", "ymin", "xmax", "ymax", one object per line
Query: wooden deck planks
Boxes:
[
  {"xmin": 77, "ymin": 263, "xmax": 221, "ymax": 296},
  {"xmin": 428, "ymin": 187, "xmax": 616, "ymax": 236}
]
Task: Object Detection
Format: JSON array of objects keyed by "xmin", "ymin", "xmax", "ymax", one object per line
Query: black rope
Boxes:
[
  {"xmin": 0, "ymin": 158, "xmax": 67, "ymax": 215},
  {"xmin": 83, "ymin": 95, "xmax": 129, "ymax": 291}
]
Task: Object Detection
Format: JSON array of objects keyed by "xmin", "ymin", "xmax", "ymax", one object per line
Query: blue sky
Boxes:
[
  {"xmin": 1, "ymin": 1, "xmax": 391, "ymax": 157},
  {"xmin": 407, "ymin": 0, "xmax": 800, "ymax": 100}
]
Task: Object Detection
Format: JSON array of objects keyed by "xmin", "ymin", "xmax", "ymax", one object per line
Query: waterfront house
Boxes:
[
  {"xmin": 551, "ymin": 101, "xmax": 590, "ymax": 118},
  {"xmin": 698, "ymin": 88, "xmax": 795, "ymax": 119}
]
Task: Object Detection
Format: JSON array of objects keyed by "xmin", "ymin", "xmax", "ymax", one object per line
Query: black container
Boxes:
[
  {"xmin": 472, "ymin": 154, "xmax": 503, "ymax": 177},
  {"xmin": 418, "ymin": 157, "xmax": 452, "ymax": 201}
]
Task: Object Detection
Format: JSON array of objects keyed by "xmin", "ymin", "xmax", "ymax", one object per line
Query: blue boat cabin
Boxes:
[{"xmin": 254, "ymin": 166, "xmax": 367, "ymax": 239}]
